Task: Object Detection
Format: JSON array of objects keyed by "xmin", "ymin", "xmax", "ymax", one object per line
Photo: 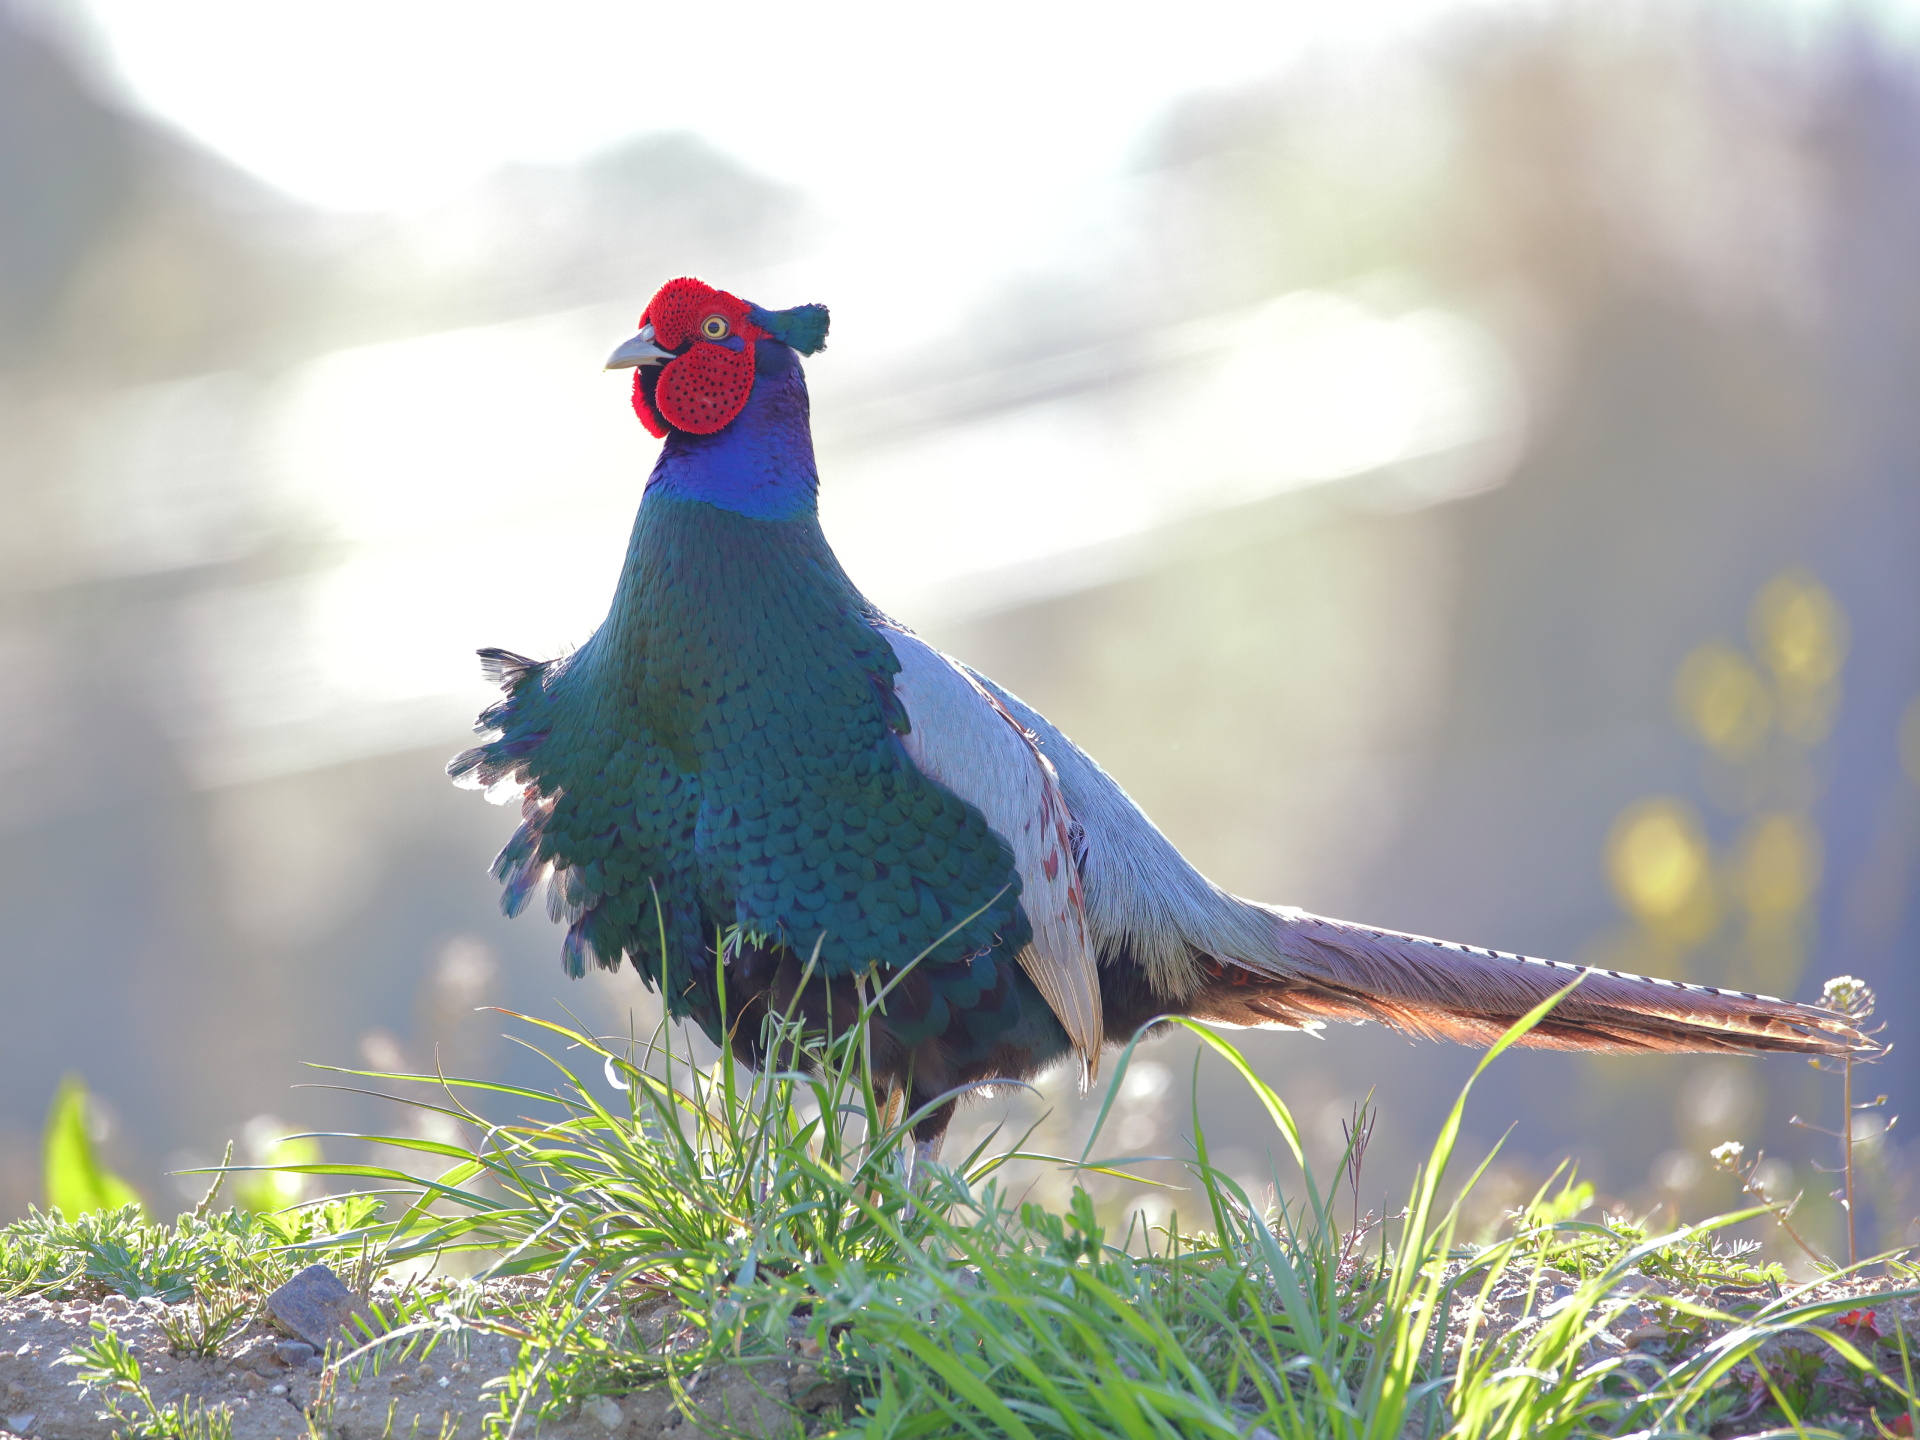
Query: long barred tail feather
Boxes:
[{"xmin": 1188, "ymin": 905, "xmax": 1870, "ymax": 1057}]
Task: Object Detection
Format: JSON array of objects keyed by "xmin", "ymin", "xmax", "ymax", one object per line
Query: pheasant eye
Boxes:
[{"xmin": 701, "ymin": 315, "xmax": 730, "ymax": 340}]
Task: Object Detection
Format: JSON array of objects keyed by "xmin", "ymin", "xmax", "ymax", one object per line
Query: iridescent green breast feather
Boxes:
[{"xmin": 451, "ymin": 495, "xmax": 1033, "ymax": 1042}]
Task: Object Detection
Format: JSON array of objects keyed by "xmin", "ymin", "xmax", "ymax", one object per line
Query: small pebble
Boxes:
[
  {"xmin": 274, "ymin": 1342, "xmax": 315, "ymax": 1368},
  {"xmin": 7, "ymin": 1415, "xmax": 35, "ymax": 1435},
  {"xmin": 438, "ymin": 1377, "xmax": 451, "ymax": 1389},
  {"xmin": 269, "ymin": 1384, "xmax": 287, "ymax": 1396},
  {"xmin": 583, "ymin": 1396, "xmax": 624, "ymax": 1429},
  {"xmin": 1609, "ymin": 1276, "xmax": 1670, "ymax": 1298}
]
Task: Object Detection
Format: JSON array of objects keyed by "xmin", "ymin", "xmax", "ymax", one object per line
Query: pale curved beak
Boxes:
[{"xmin": 604, "ymin": 323, "xmax": 674, "ymax": 370}]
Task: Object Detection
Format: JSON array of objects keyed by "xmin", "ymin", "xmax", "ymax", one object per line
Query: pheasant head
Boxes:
[{"xmin": 605, "ymin": 276, "xmax": 830, "ymax": 438}]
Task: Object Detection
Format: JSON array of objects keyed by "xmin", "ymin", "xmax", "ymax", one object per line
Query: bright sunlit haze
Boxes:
[{"xmin": 73, "ymin": 0, "xmax": 1517, "ymax": 332}]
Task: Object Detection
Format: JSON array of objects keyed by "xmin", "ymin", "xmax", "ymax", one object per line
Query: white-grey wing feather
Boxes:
[{"xmin": 882, "ymin": 631, "xmax": 1103, "ymax": 1077}]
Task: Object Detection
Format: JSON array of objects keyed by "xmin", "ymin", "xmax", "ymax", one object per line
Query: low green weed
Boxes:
[
  {"xmin": 151, "ymin": 1284, "xmax": 253, "ymax": 1359},
  {"xmin": 0, "ymin": 1194, "xmax": 387, "ymax": 1305},
  {"xmin": 62, "ymin": 1320, "xmax": 235, "ymax": 1440}
]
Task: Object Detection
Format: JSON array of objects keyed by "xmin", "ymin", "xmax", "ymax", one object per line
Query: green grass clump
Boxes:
[{"xmin": 258, "ymin": 975, "xmax": 1913, "ymax": 1439}]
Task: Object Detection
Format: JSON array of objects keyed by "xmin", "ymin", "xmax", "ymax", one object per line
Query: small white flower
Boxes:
[
  {"xmin": 1709, "ymin": 1140, "xmax": 1745, "ymax": 1170},
  {"xmin": 1820, "ymin": 975, "xmax": 1875, "ymax": 1020}
]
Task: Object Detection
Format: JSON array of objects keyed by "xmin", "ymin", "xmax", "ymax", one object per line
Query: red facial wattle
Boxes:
[
  {"xmin": 629, "ymin": 278, "xmax": 768, "ymax": 437},
  {"xmin": 653, "ymin": 342, "xmax": 758, "ymax": 434}
]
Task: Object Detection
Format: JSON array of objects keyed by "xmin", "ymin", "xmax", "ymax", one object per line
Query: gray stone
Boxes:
[
  {"xmin": 788, "ymin": 1368, "xmax": 849, "ymax": 1417},
  {"xmin": 582, "ymin": 1396, "xmax": 623, "ymax": 1429},
  {"xmin": 1585, "ymin": 1331, "xmax": 1627, "ymax": 1359},
  {"xmin": 231, "ymin": 1337, "xmax": 283, "ymax": 1375},
  {"xmin": 1539, "ymin": 1290, "xmax": 1584, "ymax": 1318},
  {"xmin": 1608, "ymin": 1275, "xmax": 1670, "ymax": 1299},
  {"xmin": 265, "ymin": 1265, "xmax": 375, "ymax": 1351},
  {"xmin": 273, "ymin": 1341, "xmax": 315, "ymax": 1368}
]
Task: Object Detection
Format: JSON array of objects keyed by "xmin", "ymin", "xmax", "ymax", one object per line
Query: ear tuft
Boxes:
[{"xmin": 749, "ymin": 302, "xmax": 830, "ymax": 355}]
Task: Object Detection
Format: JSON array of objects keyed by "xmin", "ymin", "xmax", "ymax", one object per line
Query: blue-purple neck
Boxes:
[{"xmin": 643, "ymin": 341, "xmax": 818, "ymax": 522}]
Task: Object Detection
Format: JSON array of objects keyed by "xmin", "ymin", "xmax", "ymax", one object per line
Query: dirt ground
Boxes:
[{"xmin": 0, "ymin": 1289, "xmax": 839, "ymax": 1440}]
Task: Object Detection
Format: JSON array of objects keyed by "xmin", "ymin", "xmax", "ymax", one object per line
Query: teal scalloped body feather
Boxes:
[{"xmin": 453, "ymin": 489, "xmax": 1055, "ymax": 1081}]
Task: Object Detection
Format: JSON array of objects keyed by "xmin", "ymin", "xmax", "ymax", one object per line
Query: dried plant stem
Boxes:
[
  {"xmin": 1843, "ymin": 1051, "xmax": 1857, "ymax": 1268},
  {"xmin": 1750, "ymin": 1181, "xmax": 1825, "ymax": 1267},
  {"xmin": 1714, "ymin": 1141, "xmax": 1825, "ymax": 1267}
]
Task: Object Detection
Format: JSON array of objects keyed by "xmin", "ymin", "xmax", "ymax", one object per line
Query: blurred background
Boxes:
[{"xmin": 4, "ymin": 0, "xmax": 1919, "ymax": 1260}]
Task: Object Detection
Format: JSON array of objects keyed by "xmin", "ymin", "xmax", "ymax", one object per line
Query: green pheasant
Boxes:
[{"xmin": 453, "ymin": 276, "xmax": 1867, "ymax": 1158}]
